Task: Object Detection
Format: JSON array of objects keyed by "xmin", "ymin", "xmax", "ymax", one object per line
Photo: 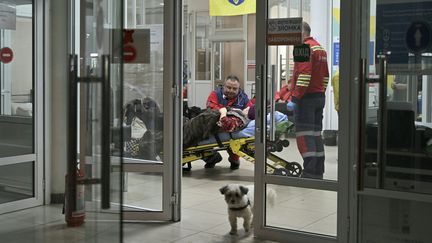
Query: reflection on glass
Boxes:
[
  {"xmin": 123, "ymin": 2, "xmax": 164, "ymax": 162},
  {"xmin": 122, "ymin": 172, "xmax": 163, "ymax": 211},
  {"xmin": 0, "ymin": 4, "xmax": 34, "ymax": 157},
  {"xmin": 0, "ymin": 162, "xmax": 34, "ymax": 204},
  {"xmin": 195, "ymin": 12, "xmax": 211, "ymax": 80},
  {"xmin": 266, "ymin": 184, "xmax": 337, "ymax": 236},
  {"xmin": 215, "ymin": 15, "xmax": 243, "ymax": 29},
  {"xmin": 360, "ymin": 0, "xmax": 432, "ymax": 194},
  {"xmin": 363, "ymin": 77, "xmax": 432, "ymax": 193},
  {"xmin": 360, "ymin": 195, "xmax": 432, "ymax": 243}
]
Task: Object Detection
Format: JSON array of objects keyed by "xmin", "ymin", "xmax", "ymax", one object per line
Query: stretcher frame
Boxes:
[
  {"xmin": 182, "ymin": 135, "xmax": 302, "ymax": 177},
  {"xmin": 123, "ymin": 100, "xmax": 302, "ymax": 176}
]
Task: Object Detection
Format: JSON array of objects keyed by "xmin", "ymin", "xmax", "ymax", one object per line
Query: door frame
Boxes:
[
  {"xmin": 346, "ymin": 0, "xmax": 432, "ymax": 242},
  {"xmin": 253, "ymin": 0, "xmax": 349, "ymax": 242},
  {"xmin": 0, "ymin": 0, "xmax": 45, "ymax": 214},
  {"xmin": 340, "ymin": 0, "xmax": 361, "ymax": 242},
  {"xmin": 122, "ymin": 0, "xmax": 183, "ymax": 222}
]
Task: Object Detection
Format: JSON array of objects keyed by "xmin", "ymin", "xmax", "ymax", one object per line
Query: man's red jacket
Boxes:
[{"xmin": 292, "ymin": 37, "xmax": 329, "ymax": 102}]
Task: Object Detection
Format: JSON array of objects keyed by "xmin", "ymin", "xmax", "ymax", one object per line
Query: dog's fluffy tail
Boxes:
[{"xmin": 266, "ymin": 188, "xmax": 277, "ymax": 207}]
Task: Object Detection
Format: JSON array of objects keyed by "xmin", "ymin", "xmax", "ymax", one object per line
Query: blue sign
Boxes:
[
  {"xmin": 369, "ymin": 42, "xmax": 375, "ymax": 65},
  {"xmin": 406, "ymin": 21, "xmax": 431, "ymax": 53},
  {"xmin": 333, "ymin": 42, "xmax": 374, "ymax": 66},
  {"xmin": 333, "ymin": 42, "xmax": 340, "ymax": 66},
  {"xmin": 376, "ymin": 2, "xmax": 432, "ymax": 64},
  {"xmin": 228, "ymin": 0, "xmax": 245, "ymax": 6}
]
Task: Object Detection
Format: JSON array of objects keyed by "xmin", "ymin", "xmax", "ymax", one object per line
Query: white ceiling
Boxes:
[{"xmin": 4, "ymin": 0, "xmax": 32, "ymax": 5}]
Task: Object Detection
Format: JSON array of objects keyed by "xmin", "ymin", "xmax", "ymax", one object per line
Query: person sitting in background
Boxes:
[{"xmin": 204, "ymin": 75, "xmax": 250, "ymax": 170}]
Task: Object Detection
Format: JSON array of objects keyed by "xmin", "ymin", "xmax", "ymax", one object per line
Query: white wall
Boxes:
[
  {"xmin": 11, "ymin": 17, "xmax": 33, "ymax": 98},
  {"xmin": 185, "ymin": 0, "xmax": 208, "ymax": 12}
]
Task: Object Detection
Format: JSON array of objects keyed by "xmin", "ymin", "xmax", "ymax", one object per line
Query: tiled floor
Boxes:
[{"xmin": 0, "ymin": 141, "xmax": 338, "ymax": 243}]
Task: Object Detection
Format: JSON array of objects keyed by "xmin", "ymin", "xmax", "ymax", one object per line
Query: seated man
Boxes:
[{"xmin": 205, "ymin": 75, "xmax": 250, "ymax": 169}]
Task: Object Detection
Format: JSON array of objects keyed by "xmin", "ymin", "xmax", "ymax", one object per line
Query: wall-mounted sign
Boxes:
[
  {"xmin": 293, "ymin": 44, "xmax": 310, "ymax": 62},
  {"xmin": 123, "ymin": 29, "xmax": 150, "ymax": 64},
  {"xmin": 0, "ymin": 47, "xmax": 13, "ymax": 63},
  {"xmin": 333, "ymin": 42, "xmax": 340, "ymax": 66},
  {"xmin": 405, "ymin": 21, "xmax": 431, "ymax": 53},
  {"xmin": 376, "ymin": 2, "xmax": 432, "ymax": 64},
  {"xmin": 0, "ymin": 3, "xmax": 16, "ymax": 30},
  {"xmin": 267, "ymin": 17, "xmax": 302, "ymax": 45}
]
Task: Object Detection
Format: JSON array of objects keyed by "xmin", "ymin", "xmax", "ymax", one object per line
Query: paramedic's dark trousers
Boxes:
[{"xmin": 293, "ymin": 93, "xmax": 325, "ymax": 179}]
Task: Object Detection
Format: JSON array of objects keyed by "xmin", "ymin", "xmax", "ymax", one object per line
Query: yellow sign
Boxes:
[{"xmin": 209, "ymin": 0, "xmax": 256, "ymax": 16}]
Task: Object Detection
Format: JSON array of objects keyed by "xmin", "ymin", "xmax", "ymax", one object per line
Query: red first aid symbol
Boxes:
[
  {"xmin": 0, "ymin": 47, "xmax": 13, "ymax": 63},
  {"xmin": 123, "ymin": 45, "xmax": 137, "ymax": 62}
]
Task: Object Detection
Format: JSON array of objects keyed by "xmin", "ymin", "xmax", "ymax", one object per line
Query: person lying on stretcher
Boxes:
[
  {"xmin": 183, "ymin": 107, "xmax": 251, "ymax": 148},
  {"xmin": 183, "ymin": 103, "xmax": 290, "ymax": 169},
  {"xmin": 123, "ymin": 96, "xmax": 252, "ymax": 162}
]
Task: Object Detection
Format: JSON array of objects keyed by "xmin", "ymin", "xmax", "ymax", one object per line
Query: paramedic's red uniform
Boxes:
[
  {"xmin": 292, "ymin": 36, "xmax": 329, "ymax": 179},
  {"xmin": 205, "ymin": 88, "xmax": 250, "ymax": 168},
  {"xmin": 275, "ymin": 83, "xmax": 292, "ymax": 102}
]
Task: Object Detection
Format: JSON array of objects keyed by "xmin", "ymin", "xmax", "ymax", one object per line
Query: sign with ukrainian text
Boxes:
[{"xmin": 267, "ymin": 17, "xmax": 303, "ymax": 45}]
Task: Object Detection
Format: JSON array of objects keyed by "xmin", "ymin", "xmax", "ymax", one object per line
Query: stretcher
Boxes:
[
  {"xmin": 182, "ymin": 119, "xmax": 303, "ymax": 177},
  {"xmin": 123, "ymin": 99, "xmax": 302, "ymax": 176}
]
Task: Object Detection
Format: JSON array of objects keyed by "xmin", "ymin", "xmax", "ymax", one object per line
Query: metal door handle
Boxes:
[
  {"xmin": 101, "ymin": 54, "xmax": 111, "ymax": 209},
  {"xmin": 269, "ymin": 65, "xmax": 276, "ymax": 141},
  {"xmin": 376, "ymin": 55, "xmax": 388, "ymax": 189},
  {"xmin": 67, "ymin": 54, "xmax": 78, "ymax": 212},
  {"xmin": 358, "ymin": 56, "xmax": 388, "ymax": 190},
  {"xmin": 358, "ymin": 58, "xmax": 367, "ymax": 191},
  {"xmin": 256, "ymin": 64, "xmax": 265, "ymax": 143}
]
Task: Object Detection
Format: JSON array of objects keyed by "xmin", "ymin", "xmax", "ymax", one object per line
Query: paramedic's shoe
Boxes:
[
  {"xmin": 229, "ymin": 158, "xmax": 240, "ymax": 170},
  {"xmin": 204, "ymin": 152, "xmax": 222, "ymax": 168}
]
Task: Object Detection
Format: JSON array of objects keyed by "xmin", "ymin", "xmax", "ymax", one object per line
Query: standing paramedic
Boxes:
[
  {"xmin": 287, "ymin": 22, "xmax": 329, "ymax": 179},
  {"xmin": 205, "ymin": 75, "xmax": 250, "ymax": 170}
]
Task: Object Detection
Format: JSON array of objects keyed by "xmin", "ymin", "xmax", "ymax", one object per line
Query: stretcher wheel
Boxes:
[
  {"xmin": 273, "ymin": 168, "xmax": 290, "ymax": 176},
  {"xmin": 285, "ymin": 162, "xmax": 302, "ymax": 177},
  {"xmin": 281, "ymin": 140, "xmax": 290, "ymax": 147},
  {"xmin": 275, "ymin": 144, "xmax": 283, "ymax": 152}
]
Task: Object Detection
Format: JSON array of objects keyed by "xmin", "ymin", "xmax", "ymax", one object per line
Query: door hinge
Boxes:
[
  {"xmin": 42, "ymin": 179, "xmax": 46, "ymax": 190},
  {"xmin": 171, "ymin": 193, "xmax": 179, "ymax": 206}
]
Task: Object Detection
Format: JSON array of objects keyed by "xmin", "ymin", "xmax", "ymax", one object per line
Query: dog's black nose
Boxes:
[{"xmin": 231, "ymin": 200, "xmax": 235, "ymax": 203}]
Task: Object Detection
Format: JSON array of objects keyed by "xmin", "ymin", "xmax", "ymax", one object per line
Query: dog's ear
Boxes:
[
  {"xmin": 239, "ymin": 186, "xmax": 249, "ymax": 195},
  {"xmin": 219, "ymin": 185, "xmax": 229, "ymax": 195}
]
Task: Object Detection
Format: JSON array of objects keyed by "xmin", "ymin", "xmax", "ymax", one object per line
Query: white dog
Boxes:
[{"xmin": 219, "ymin": 184, "xmax": 276, "ymax": 235}]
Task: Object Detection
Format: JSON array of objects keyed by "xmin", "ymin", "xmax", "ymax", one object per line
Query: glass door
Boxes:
[
  {"xmin": 121, "ymin": 0, "xmax": 182, "ymax": 221},
  {"xmin": 67, "ymin": 0, "xmax": 123, "ymax": 241},
  {"xmin": 254, "ymin": 0, "xmax": 348, "ymax": 242},
  {"xmin": 355, "ymin": 0, "xmax": 432, "ymax": 242},
  {"xmin": 0, "ymin": 0, "xmax": 44, "ymax": 214}
]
